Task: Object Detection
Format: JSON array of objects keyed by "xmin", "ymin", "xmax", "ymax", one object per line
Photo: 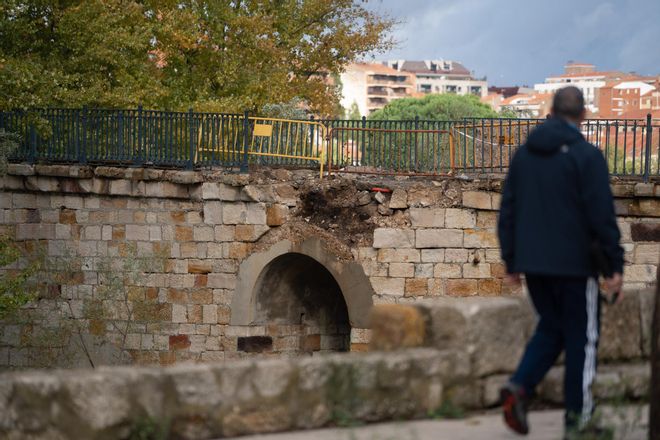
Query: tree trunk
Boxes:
[{"xmin": 651, "ymin": 263, "xmax": 660, "ymax": 440}]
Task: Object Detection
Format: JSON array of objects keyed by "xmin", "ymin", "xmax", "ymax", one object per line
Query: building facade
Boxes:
[
  {"xmin": 340, "ymin": 63, "xmax": 416, "ymax": 117},
  {"xmin": 384, "ymin": 60, "xmax": 488, "ymax": 98},
  {"xmin": 533, "ymin": 62, "xmax": 632, "ymax": 114}
]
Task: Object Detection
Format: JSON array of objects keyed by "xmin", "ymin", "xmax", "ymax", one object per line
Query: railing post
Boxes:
[
  {"xmin": 414, "ymin": 115, "xmax": 419, "ymax": 171},
  {"xmin": 80, "ymin": 106, "xmax": 88, "ymax": 164},
  {"xmin": 137, "ymin": 105, "xmax": 144, "ymax": 166},
  {"xmin": 309, "ymin": 114, "xmax": 315, "ymax": 160},
  {"xmin": 240, "ymin": 110, "xmax": 249, "ymax": 173},
  {"xmin": 188, "ymin": 108, "xmax": 195, "ymax": 170},
  {"xmin": 644, "ymin": 113, "xmax": 652, "ymax": 182},
  {"xmin": 361, "ymin": 115, "xmax": 366, "ymax": 167},
  {"xmin": 28, "ymin": 122, "xmax": 37, "ymax": 164}
]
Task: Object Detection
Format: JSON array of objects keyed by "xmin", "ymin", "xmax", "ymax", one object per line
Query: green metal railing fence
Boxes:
[{"xmin": 1, "ymin": 108, "xmax": 658, "ymax": 181}]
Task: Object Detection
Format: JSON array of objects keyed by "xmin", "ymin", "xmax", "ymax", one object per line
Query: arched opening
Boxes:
[{"xmin": 251, "ymin": 252, "xmax": 351, "ymax": 354}]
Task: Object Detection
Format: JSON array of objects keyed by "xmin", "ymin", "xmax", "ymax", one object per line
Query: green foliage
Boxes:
[
  {"xmin": 0, "ymin": 236, "xmax": 40, "ymax": 319},
  {"xmin": 128, "ymin": 416, "xmax": 170, "ymax": 440},
  {"xmin": 261, "ymin": 98, "xmax": 308, "ymax": 120},
  {"xmin": 427, "ymin": 400, "xmax": 465, "ymax": 420},
  {"xmin": 0, "ymin": 129, "xmax": 19, "ymax": 174},
  {"xmin": 369, "ymin": 94, "xmax": 503, "ymax": 121},
  {"xmin": 346, "ymin": 101, "xmax": 362, "ymax": 120},
  {"xmin": 0, "ymin": 1, "xmax": 395, "ymax": 115}
]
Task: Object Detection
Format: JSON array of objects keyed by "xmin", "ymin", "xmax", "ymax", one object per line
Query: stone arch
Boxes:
[{"xmin": 231, "ymin": 238, "xmax": 374, "ymax": 352}]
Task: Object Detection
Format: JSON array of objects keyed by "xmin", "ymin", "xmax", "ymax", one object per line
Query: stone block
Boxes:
[
  {"xmin": 15, "ymin": 223, "xmax": 55, "ymax": 240},
  {"xmin": 207, "ymin": 273, "xmax": 236, "ymax": 289},
  {"xmin": 634, "ymin": 243, "xmax": 659, "ymax": 264},
  {"xmin": 409, "ymin": 208, "xmax": 445, "ymax": 228},
  {"xmin": 388, "ymin": 189, "xmax": 408, "ymax": 209},
  {"xmin": 415, "ymin": 229, "xmax": 463, "ymax": 248},
  {"xmin": 369, "ymin": 304, "xmax": 425, "ymax": 351},
  {"xmin": 625, "ymin": 264, "xmax": 656, "ymax": 283},
  {"xmin": 634, "ymin": 182, "xmax": 655, "ymax": 197},
  {"xmin": 389, "ymin": 262, "xmax": 414, "ymax": 278},
  {"xmin": 125, "ymin": 225, "xmax": 149, "ymax": 241},
  {"xmin": 266, "ymin": 204, "xmax": 288, "ymax": 226},
  {"xmin": 377, "ymin": 249, "xmax": 420, "ymax": 263},
  {"xmin": 242, "ymin": 185, "xmax": 276, "ymax": 203},
  {"xmin": 630, "ymin": 223, "xmax": 660, "ymax": 241},
  {"xmin": 421, "ymin": 249, "xmax": 445, "ymax": 263},
  {"xmin": 222, "ymin": 202, "xmax": 247, "ymax": 224},
  {"xmin": 370, "ymin": 277, "xmax": 405, "ymax": 296},
  {"xmin": 203, "ymin": 201, "xmax": 223, "ymax": 224},
  {"xmin": 477, "ymin": 211, "xmax": 498, "ymax": 228},
  {"xmin": 405, "ymin": 278, "xmax": 428, "ymax": 297},
  {"xmin": 193, "ymin": 225, "xmax": 214, "ymax": 242},
  {"xmin": 444, "ymin": 248, "xmax": 469, "ymax": 263},
  {"xmin": 373, "ymin": 228, "xmax": 415, "ymax": 248},
  {"xmin": 445, "ymin": 209, "xmax": 476, "ymax": 229},
  {"xmin": 600, "ymin": 289, "xmax": 643, "ymax": 361},
  {"xmin": 235, "ymin": 225, "xmax": 270, "ymax": 242},
  {"xmin": 445, "ymin": 279, "xmax": 478, "ymax": 297},
  {"xmin": 463, "ymin": 229, "xmax": 499, "ymax": 248},
  {"xmin": 201, "ymin": 182, "xmax": 240, "ymax": 201},
  {"xmin": 462, "ymin": 263, "xmax": 491, "ymax": 278},
  {"xmin": 420, "ymin": 296, "xmax": 535, "ymax": 377},
  {"xmin": 415, "ymin": 263, "xmax": 434, "ymax": 278},
  {"xmin": 463, "ymin": 191, "xmax": 492, "ymax": 210},
  {"xmin": 202, "ymin": 305, "xmax": 218, "ymax": 324},
  {"xmin": 433, "ymin": 263, "xmax": 462, "ymax": 278},
  {"xmin": 247, "ymin": 203, "xmax": 267, "ymax": 225}
]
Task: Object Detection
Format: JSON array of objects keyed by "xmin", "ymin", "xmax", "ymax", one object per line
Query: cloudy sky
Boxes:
[{"xmin": 365, "ymin": 0, "xmax": 660, "ymax": 86}]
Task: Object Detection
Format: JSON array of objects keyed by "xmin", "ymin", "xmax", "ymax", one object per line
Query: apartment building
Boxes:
[
  {"xmin": 500, "ymin": 92, "xmax": 553, "ymax": 118},
  {"xmin": 599, "ymin": 79, "xmax": 660, "ymax": 119},
  {"xmin": 384, "ymin": 60, "xmax": 488, "ymax": 98},
  {"xmin": 534, "ymin": 62, "xmax": 632, "ymax": 114},
  {"xmin": 340, "ymin": 63, "xmax": 416, "ymax": 117}
]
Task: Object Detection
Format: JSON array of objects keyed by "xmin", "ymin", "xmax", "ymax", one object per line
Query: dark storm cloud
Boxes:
[{"xmin": 366, "ymin": 0, "xmax": 660, "ymax": 86}]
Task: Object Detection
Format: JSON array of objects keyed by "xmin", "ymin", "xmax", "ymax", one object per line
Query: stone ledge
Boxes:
[{"xmin": 0, "ymin": 348, "xmax": 456, "ymax": 439}]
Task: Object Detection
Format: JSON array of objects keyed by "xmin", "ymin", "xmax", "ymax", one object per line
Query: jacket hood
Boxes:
[{"xmin": 526, "ymin": 117, "xmax": 584, "ymax": 154}]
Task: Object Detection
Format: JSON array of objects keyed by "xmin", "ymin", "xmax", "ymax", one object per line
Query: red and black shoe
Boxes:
[{"xmin": 500, "ymin": 382, "xmax": 529, "ymax": 435}]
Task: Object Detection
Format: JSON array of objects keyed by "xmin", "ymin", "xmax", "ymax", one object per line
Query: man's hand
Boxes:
[
  {"xmin": 504, "ymin": 273, "xmax": 522, "ymax": 287},
  {"xmin": 604, "ymin": 272, "xmax": 623, "ymax": 304}
]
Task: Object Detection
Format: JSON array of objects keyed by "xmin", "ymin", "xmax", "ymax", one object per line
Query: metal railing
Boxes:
[
  {"xmin": 1, "ymin": 108, "xmax": 658, "ymax": 181},
  {"xmin": 321, "ymin": 116, "xmax": 660, "ymax": 180}
]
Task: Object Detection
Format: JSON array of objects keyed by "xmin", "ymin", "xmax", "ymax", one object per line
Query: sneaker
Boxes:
[{"xmin": 500, "ymin": 382, "xmax": 529, "ymax": 435}]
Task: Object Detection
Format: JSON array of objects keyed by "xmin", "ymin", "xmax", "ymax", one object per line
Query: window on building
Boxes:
[
  {"xmin": 419, "ymin": 84, "xmax": 432, "ymax": 93},
  {"xmin": 446, "ymin": 85, "xmax": 457, "ymax": 93},
  {"xmin": 470, "ymin": 86, "xmax": 482, "ymax": 95}
]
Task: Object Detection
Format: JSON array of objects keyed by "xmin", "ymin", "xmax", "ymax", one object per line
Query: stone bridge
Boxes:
[{"xmin": 0, "ymin": 164, "xmax": 658, "ymax": 369}]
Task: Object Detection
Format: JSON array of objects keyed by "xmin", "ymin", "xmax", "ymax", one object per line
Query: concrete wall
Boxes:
[{"xmin": 0, "ymin": 164, "xmax": 658, "ymax": 369}]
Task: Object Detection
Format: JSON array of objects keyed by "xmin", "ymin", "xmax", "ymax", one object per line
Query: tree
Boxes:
[
  {"xmin": 369, "ymin": 94, "xmax": 505, "ymax": 121},
  {"xmin": 0, "ymin": 1, "xmax": 395, "ymax": 115},
  {"xmin": 346, "ymin": 101, "xmax": 362, "ymax": 120}
]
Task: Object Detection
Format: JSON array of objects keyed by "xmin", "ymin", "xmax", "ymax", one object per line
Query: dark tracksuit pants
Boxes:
[{"xmin": 511, "ymin": 275, "xmax": 601, "ymax": 428}]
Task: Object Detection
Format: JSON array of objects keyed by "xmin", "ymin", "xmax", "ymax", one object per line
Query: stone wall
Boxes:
[
  {"xmin": 0, "ymin": 293, "xmax": 653, "ymax": 440},
  {"xmin": 0, "ymin": 164, "xmax": 658, "ymax": 369}
]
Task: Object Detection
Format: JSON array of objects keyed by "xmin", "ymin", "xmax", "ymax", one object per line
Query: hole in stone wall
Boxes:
[
  {"xmin": 237, "ymin": 336, "xmax": 273, "ymax": 353},
  {"xmin": 253, "ymin": 253, "xmax": 350, "ymax": 354}
]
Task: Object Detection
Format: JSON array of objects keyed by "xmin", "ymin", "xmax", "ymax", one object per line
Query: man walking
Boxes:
[{"xmin": 497, "ymin": 86, "xmax": 624, "ymax": 438}]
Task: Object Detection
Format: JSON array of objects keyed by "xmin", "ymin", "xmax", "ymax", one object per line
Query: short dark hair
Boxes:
[{"xmin": 552, "ymin": 86, "xmax": 585, "ymax": 119}]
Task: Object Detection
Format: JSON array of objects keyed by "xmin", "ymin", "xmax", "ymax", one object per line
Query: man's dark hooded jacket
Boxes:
[{"xmin": 497, "ymin": 117, "xmax": 624, "ymax": 277}]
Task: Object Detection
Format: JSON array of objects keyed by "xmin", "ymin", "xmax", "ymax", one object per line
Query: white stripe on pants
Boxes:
[{"xmin": 580, "ymin": 277, "xmax": 599, "ymax": 427}]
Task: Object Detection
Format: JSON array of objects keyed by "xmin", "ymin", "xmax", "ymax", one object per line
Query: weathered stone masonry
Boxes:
[{"xmin": 0, "ymin": 164, "xmax": 658, "ymax": 369}]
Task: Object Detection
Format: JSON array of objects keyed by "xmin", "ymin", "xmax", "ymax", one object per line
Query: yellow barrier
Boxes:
[{"xmin": 196, "ymin": 116, "xmax": 328, "ymax": 178}]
